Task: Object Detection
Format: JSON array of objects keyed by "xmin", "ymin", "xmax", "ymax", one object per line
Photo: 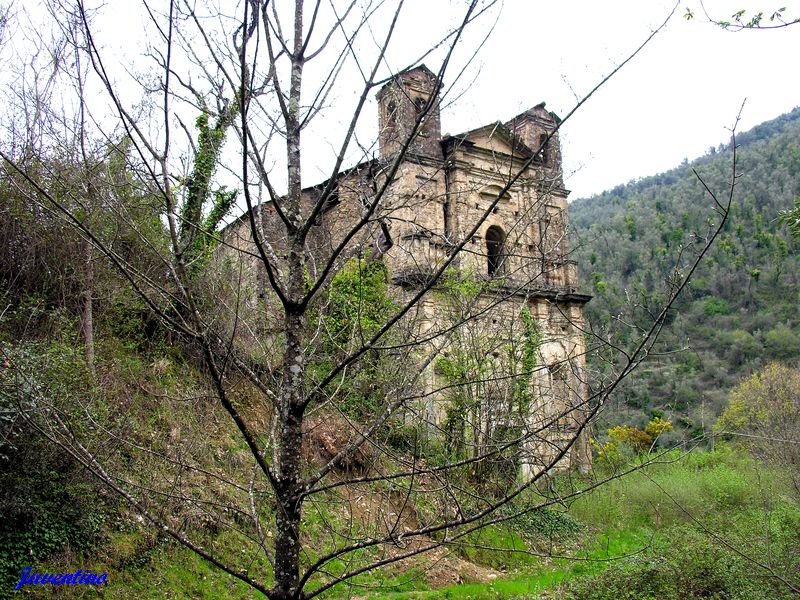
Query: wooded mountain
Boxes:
[{"xmin": 570, "ymin": 107, "xmax": 800, "ymax": 443}]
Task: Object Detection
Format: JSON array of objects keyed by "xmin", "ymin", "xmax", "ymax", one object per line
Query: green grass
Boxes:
[
  {"xmin": 105, "ymin": 540, "xmax": 268, "ymax": 599},
  {"xmin": 365, "ymin": 528, "xmax": 651, "ymax": 599},
  {"xmin": 568, "ymin": 446, "xmax": 794, "ymax": 531},
  {"xmin": 17, "ymin": 448, "xmax": 797, "ymax": 599},
  {"xmin": 360, "ymin": 448, "xmax": 800, "ymax": 599}
]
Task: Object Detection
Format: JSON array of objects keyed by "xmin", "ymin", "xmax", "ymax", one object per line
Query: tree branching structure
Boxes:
[
  {"xmin": 0, "ymin": 2, "xmax": 751, "ymax": 599},
  {"xmin": 686, "ymin": 1, "xmax": 800, "ymax": 30}
]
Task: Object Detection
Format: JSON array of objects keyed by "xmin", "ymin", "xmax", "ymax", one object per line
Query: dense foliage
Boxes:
[
  {"xmin": 559, "ymin": 448, "xmax": 799, "ymax": 600},
  {"xmin": 0, "ymin": 333, "xmax": 107, "ymax": 597},
  {"xmin": 570, "ymin": 107, "xmax": 800, "ymax": 437},
  {"xmin": 308, "ymin": 258, "xmax": 399, "ymax": 420},
  {"xmin": 715, "ymin": 363, "xmax": 800, "ymax": 495},
  {"xmin": 0, "ymin": 149, "xmax": 172, "ymax": 597}
]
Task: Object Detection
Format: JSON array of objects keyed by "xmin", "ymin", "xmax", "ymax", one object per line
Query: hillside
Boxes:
[
  {"xmin": 569, "ymin": 107, "xmax": 800, "ymax": 438},
  {"xmin": 2, "ymin": 110, "xmax": 798, "ymax": 600}
]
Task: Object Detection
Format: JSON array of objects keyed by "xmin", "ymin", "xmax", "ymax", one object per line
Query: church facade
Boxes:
[{"xmin": 221, "ymin": 66, "xmax": 592, "ymax": 477}]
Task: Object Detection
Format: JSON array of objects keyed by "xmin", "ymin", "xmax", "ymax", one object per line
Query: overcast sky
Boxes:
[
  {"xmin": 5, "ymin": 1, "xmax": 798, "ymax": 202},
  {"xmin": 289, "ymin": 0, "xmax": 800, "ymax": 200},
  {"xmin": 397, "ymin": 1, "xmax": 800, "ymax": 199}
]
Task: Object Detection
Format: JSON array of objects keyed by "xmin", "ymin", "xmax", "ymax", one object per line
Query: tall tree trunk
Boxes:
[
  {"xmin": 81, "ymin": 236, "xmax": 95, "ymax": 378},
  {"xmin": 273, "ymin": 3, "xmax": 308, "ymax": 595},
  {"xmin": 274, "ymin": 252, "xmax": 306, "ymax": 598}
]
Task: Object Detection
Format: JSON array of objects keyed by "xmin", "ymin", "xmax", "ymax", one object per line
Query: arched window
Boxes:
[{"xmin": 486, "ymin": 225, "xmax": 505, "ymax": 276}]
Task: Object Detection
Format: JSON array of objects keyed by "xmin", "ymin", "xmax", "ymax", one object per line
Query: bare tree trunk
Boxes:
[
  {"xmin": 81, "ymin": 235, "xmax": 95, "ymax": 377},
  {"xmin": 272, "ymin": 4, "xmax": 308, "ymax": 593},
  {"xmin": 275, "ymin": 306, "xmax": 306, "ymax": 598}
]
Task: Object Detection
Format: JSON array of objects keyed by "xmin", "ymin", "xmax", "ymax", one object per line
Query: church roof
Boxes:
[{"xmin": 442, "ymin": 121, "xmax": 534, "ymax": 158}]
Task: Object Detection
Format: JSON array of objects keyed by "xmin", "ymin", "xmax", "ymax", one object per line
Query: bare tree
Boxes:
[{"xmin": 0, "ymin": 2, "xmax": 746, "ymax": 598}]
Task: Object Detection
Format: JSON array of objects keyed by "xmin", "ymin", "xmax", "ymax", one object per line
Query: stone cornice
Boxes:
[{"xmin": 391, "ymin": 269, "xmax": 592, "ymax": 305}]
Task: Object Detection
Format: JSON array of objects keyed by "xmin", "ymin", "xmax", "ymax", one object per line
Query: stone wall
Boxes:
[{"xmin": 215, "ymin": 66, "xmax": 593, "ymax": 476}]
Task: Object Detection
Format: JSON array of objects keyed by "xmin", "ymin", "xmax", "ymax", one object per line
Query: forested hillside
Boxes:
[{"xmin": 570, "ymin": 107, "xmax": 800, "ymax": 439}]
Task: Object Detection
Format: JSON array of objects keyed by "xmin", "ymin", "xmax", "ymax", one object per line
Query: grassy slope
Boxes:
[
  {"xmin": 357, "ymin": 449, "xmax": 799, "ymax": 599},
  {"xmin": 4, "ymin": 302, "xmax": 797, "ymax": 600},
  {"xmin": 5, "ymin": 110, "xmax": 800, "ymax": 599}
]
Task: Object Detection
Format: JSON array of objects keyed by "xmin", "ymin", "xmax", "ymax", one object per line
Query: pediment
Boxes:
[{"xmin": 455, "ymin": 122, "xmax": 533, "ymax": 158}]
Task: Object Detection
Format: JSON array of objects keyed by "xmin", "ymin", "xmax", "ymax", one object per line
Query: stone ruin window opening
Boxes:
[
  {"xmin": 414, "ymin": 96, "xmax": 430, "ymax": 137},
  {"xmin": 387, "ymin": 99, "xmax": 399, "ymax": 128},
  {"xmin": 538, "ymin": 216, "xmax": 550, "ymax": 262},
  {"xmin": 539, "ymin": 133, "xmax": 550, "ymax": 165},
  {"xmin": 486, "ymin": 225, "xmax": 506, "ymax": 277},
  {"xmin": 549, "ymin": 363, "xmax": 568, "ymax": 400},
  {"xmin": 548, "ymin": 363, "xmax": 570, "ymax": 427}
]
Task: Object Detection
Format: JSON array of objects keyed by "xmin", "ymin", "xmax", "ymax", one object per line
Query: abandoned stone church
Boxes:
[{"xmin": 222, "ymin": 66, "xmax": 592, "ymax": 477}]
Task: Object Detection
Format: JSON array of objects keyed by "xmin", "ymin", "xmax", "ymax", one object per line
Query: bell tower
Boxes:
[
  {"xmin": 376, "ymin": 65, "xmax": 442, "ymax": 160},
  {"xmin": 505, "ymin": 102, "xmax": 564, "ymax": 188}
]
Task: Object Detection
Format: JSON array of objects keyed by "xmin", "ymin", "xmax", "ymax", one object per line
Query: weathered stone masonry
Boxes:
[{"xmin": 221, "ymin": 65, "xmax": 593, "ymax": 476}]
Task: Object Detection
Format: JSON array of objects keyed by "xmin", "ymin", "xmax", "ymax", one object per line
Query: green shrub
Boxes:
[
  {"xmin": 703, "ymin": 296, "xmax": 730, "ymax": 317},
  {"xmin": 700, "ymin": 467, "xmax": 756, "ymax": 509},
  {"xmin": 560, "ymin": 527, "xmax": 791, "ymax": 599},
  {"xmin": 0, "ymin": 340, "xmax": 110, "ymax": 596},
  {"xmin": 764, "ymin": 324, "xmax": 800, "ymax": 359},
  {"xmin": 507, "ymin": 507, "xmax": 584, "ymax": 540},
  {"xmin": 456, "ymin": 524, "xmax": 536, "ymax": 570}
]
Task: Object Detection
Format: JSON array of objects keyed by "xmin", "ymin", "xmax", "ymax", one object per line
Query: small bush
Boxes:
[
  {"xmin": 593, "ymin": 419, "xmax": 674, "ymax": 467},
  {"xmin": 700, "ymin": 467, "xmax": 756, "ymax": 509},
  {"xmin": 456, "ymin": 523, "xmax": 536, "ymax": 570},
  {"xmin": 703, "ymin": 296, "xmax": 730, "ymax": 316}
]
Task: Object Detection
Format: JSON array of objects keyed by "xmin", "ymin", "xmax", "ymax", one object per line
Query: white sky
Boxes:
[
  {"xmin": 294, "ymin": 0, "xmax": 800, "ymax": 200},
  {"xmin": 386, "ymin": 0, "xmax": 800, "ymax": 199},
  {"xmin": 3, "ymin": 1, "xmax": 798, "ymax": 202}
]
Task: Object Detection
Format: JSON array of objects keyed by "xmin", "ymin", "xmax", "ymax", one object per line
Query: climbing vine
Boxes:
[
  {"xmin": 309, "ymin": 258, "xmax": 398, "ymax": 419},
  {"xmin": 513, "ymin": 307, "xmax": 541, "ymax": 415},
  {"xmin": 179, "ymin": 98, "xmax": 240, "ymax": 275}
]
